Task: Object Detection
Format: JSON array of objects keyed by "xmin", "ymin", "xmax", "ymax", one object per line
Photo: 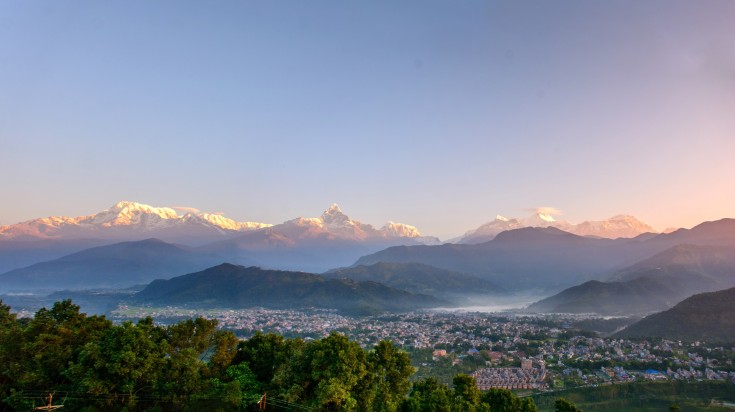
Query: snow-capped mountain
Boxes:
[
  {"xmin": 199, "ymin": 204, "xmax": 439, "ymax": 272},
  {"xmin": 457, "ymin": 213, "xmax": 655, "ymax": 244},
  {"xmin": 454, "ymin": 215, "xmax": 526, "ymax": 244},
  {"xmin": 0, "ymin": 201, "xmax": 271, "ymax": 244},
  {"xmin": 571, "ymin": 215, "xmax": 656, "ymax": 238},
  {"xmin": 269, "ymin": 204, "xmax": 438, "ymax": 243}
]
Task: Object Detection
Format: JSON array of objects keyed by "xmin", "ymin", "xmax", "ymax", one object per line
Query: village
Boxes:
[{"xmin": 111, "ymin": 305, "xmax": 735, "ymax": 391}]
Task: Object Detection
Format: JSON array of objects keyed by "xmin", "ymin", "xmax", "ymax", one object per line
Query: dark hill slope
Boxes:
[
  {"xmin": 355, "ymin": 227, "xmax": 637, "ymax": 291},
  {"xmin": 0, "ymin": 239, "xmax": 233, "ymax": 291},
  {"xmin": 324, "ymin": 262, "xmax": 503, "ymax": 301},
  {"xmin": 133, "ymin": 263, "xmax": 446, "ymax": 315},
  {"xmin": 616, "ymin": 287, "xmax": 735, "ymax": 343},
  {"xmin": 526, "ymin": 244, "xmax": 735, "ymax": 315}
]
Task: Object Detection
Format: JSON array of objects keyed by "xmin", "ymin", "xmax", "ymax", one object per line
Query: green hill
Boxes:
[
  {"xmin": 134, "ymin": 263, "xmax": 447, "ymax": 315},
  {"xmin": 526, "ymin": 244, "xmax": 735, "ymax": 315},
  {"xmin": 324, "ymin": 262, "xmax": 503, "ymax": 302},
  {"xmin": 616, "ymin": 286, "xmax": 735, "ymax": 343},
  {"xmin": 0, "ymin": 238, "xmax": 233, "ymax": 291}
]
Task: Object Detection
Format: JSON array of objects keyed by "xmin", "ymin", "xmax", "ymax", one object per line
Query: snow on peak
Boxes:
[
  {"xmin": 321, "ymin": 203, "xmax": 352, "ymax": 226},
  {"xmin": 538, "ymin": 213, "xmax": 556, "ymax": 223},
  {"xmin": 325, "ymin": 203, "xmax": 342, "ymax": 213},
  {"xmin": 84, "ymin": 201, "xmax": 180, "ymax": 227},
  {"xmin": 190, "ymin": 213, "xmax": 272, "ymax": 231},
  {"xmin": 0, "ymin": 201, "xmax": 272, "ymax": 240},
  {"xmin": 457, "ymin": 209, "xmax": 656, "ymax": 244},
  {"xmin": 380, "ymin": 221, "xmax": 422, "ymax": 238}
]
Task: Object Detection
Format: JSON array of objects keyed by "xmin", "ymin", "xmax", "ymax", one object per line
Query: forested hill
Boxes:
[
  {"xmin": 615, "ymin": 287, "xmax": 735, "ymax": 343},
  {"xmin": 134, "ymin": 263, "xmax": 447, "ymax": 315},
  {"xmin": 324, "ymin": 262, "xmax": 504, "ymax": 300}
]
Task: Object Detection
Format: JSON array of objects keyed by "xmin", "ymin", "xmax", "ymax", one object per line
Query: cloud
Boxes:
[
  {"xmin": 172, "ymin": 206, "xmax": 201, "ymax": 215},
  {"xmin": 526, "ymin": 206, "xmax": 563, "ymax": 216}
]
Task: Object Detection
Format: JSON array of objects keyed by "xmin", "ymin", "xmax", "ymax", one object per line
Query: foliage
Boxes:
[
  {"xmin": 400, "ymin": 375, "xmax": 537, "ymax": 412},
  {"xmin": 2, "ymin": 299, "xmax": 453, "ymax": 412},
  {"xmin": 555, "ymin": 397, "xmax": 582, "ymax": 412}
]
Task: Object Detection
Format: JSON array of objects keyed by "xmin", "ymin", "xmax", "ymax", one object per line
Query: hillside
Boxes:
[
  {"xmin": 616, "ymin": 287, "xmax": 735, "ymax": 343},
  {"xmin": 133, "ymin": 263, "xmax": 447, "ymax": 315},
  {"xmin": 0, "ymin": 238, "xmax": 233, "ymax": 291},
  {"xmin": 526, "ymin": 244, "xmax": 735, "ymax": 315},
  {"xmin": 324, "ymin": 262, "xmax": 503, "ymax": 302},
  {"xmin": 355, "ymin": 227, "xmax": 639, "ymax": 291},
  {"xmin": 354, "ymin": 219, "xmax": 735, "ymax": 293}
]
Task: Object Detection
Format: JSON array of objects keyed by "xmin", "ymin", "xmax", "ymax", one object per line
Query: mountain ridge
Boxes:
[
  {"xmin": 0, "ymin": 238, "xmax": 234, "ymax": 291},
  {"xmin": 615, "ymin": 287, "xmax": 735, "ymax": 343},
  {"xmin": 525, "ymin": 243, "xmax": 735, "ymax": 315},
  {"xmin": 457, "ymin": 213, "xmax": 656, "ymax": 244},
  {"xmin": 133, "ymin": 263, "xmax": 447, "ymax": 315}
]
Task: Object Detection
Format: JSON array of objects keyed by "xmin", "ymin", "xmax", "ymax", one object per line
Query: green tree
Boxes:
[
  {"xmin": 480, "ymin": 388, "xmax": 538, "ymax": 412},
  {"xmin": 278, "ymin": 332, "xmax": 372, "ymax": 410},
  {"xmin": 452, "ymin": 374, "xmax": 481, "ymax": 411},
  {"xmin": 555, "ymin": 397, "xmax": 582, "ymax": 412},
  {"xmin": 0, "ymin": 301, "xmax": 23, "ymax": 402},
  {"xmin": 68, "ymin": 317, "xmax": 167, "ymax": 409},
  {"xmin": 22, "ymin": 300, "xmax": 112, "ymax": 391},
  {"xmin": 369, "ymin": 340, "xmax": 414, "ymax": 412},
  {"xmin": 234, "ymin": 332, "xmax": 292, "ymax": 386},
  {"xmin": 520, "ymin": 397, "xmax": 539, "ymax": 412},
  {"xmin": 206, "ymin": 362, "xmax": 263, "ymax": 411},
  {"xmin": 401, "ymin": 377, "xmax": 453, "ymax": 412}
]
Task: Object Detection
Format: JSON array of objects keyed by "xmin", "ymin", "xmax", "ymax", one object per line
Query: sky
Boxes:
[{"xmin": 1, "ymin": 1, "xmax": 734, "ymax": 239}]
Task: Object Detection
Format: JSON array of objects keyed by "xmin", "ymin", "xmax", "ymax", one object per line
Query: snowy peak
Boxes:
[
  {"xmin": 522, "ymin": 212, "xmax": 561, "ymax": 227},
  {"xmin": 0, "ymin": 201, "xmax": 271, "ymax": 242},
  {"xmin": 184, "ymin": 213, "xmax": 272, "ymax": 231},
  {"xmin": 81, "ymin": 201, "xmax": 179, "ymax": 227},
  {"xmin": 458, "ymin": 211, "xmax": 656, "ymax": 244},
  {"xmin": 321, "ymin": 203, "xmax": 352, "ymax": 227},
  {"xmin": 457, "ymin": 216, "xmax": 525, "ymax": 244},
  {"xmin": 380, "ymin": 222, "xmax": 422, "ymax": 238},
  {"xmin": 270, "ymin": 204, "xmax": 435, "ymax": 244},
  {"xmin": 573, "ymin": 215, "xmax": 656, "ymax": 238}
]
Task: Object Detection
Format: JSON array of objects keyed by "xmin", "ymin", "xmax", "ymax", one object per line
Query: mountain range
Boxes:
[
  {"xmin": 525, "ymin": 244, "xmax": 735, "ymax": 315},
  {"xmin": 0, "ymin": 201, "xmax": 271, "ymax": 244},
  {"xmin": 456, "ymin": 212, "xmax": 656, "ymax": 244},
  {"xmin": 133, "ymin": 263, "xmax": 446, "ymax": 315},
  {"xmin": 355, "ymin": 218, "xmax": 735, "ymax": 293},
  {"xmin": 323, "ymin": 262, "xmax": 503, "ymax": 303},
  {"xmin": 0, "ymin": 202, "xmax": 438, "ymax": 273},
  {"xmin": 196, "ymin": 204, "xmax": 441, "ymax": 272},
  {"xmin": 0, "ymin": 238, "xmax": 231, "ymax": 291}
]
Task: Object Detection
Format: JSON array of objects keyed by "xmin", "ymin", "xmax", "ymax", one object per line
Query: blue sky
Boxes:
[{"xmin": 1, "ymin": 1, "xmax": 734, "ymax": 239}]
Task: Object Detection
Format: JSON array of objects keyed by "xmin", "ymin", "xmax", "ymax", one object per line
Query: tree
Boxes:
[
  {"xmin": 68, "ymin": 317, "xmax": 168, "ymax": 409},
  {"xmin": 22, "ymin": 300, "xmax": 112, "ymax": 391},
  {"xmin": 275, "ymin": 332, "xmax": 372, "ymax": 410},
  {"xmin": 206, "ymin": 362, "xmax": 263, "ymax": 411},
  {"xmin": 234, "ymin": 332, "xmax": 291, "ymax": 386},
  {"xmin": 369, "ymin": 340, "xmax": 414, "ymax": 412},
  {"xmin": 555, "ymin": 397, "xmax": 582, "ymax": 412},
  {"xmin": 307, "ymin": 333, "xmax": 372, "ymax": 410},
  {"xmin": 452, "ymin": 374, "xmax": 481, "ymax": 411},
  {"xmin": 0, "ymin": 301, "xmax": 23, "ymax": 402},
  {"xmin": 401, "ymin": 377, "xmax": 453, "ymax": 412}
]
